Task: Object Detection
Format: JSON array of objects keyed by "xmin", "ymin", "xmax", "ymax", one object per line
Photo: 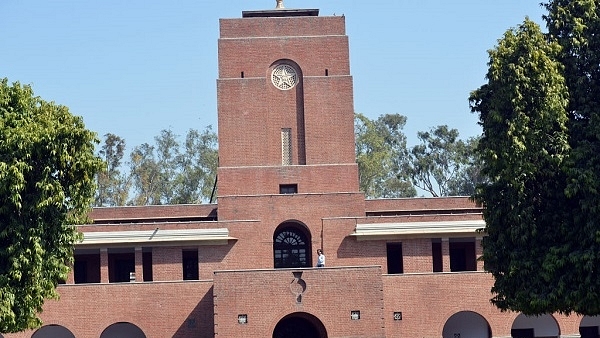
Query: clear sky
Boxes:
[{"xmin": 1, "ymin": 1, "xmax": 547, "ymax": 150}]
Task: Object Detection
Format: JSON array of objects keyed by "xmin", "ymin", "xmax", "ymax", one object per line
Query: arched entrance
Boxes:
[
  {"xmin": 273, "ymin": 221, "xmax": 312, "ymax": 268},
  {"xmin": 442, "ymin": 311, "xmax": 491, "ymax": 338},
  {"xmin": 580, "ymin": 316, "xmax": 600, "ymax": 337},
  {"xmin": 273, "ymin": 312, "xmax": 327, "ymax": 338},
  {"xmin": 32, "ymin": 324, "xmax": 75, "ymax": 338},
  {"xmin": 100, "ymin": 322, "xmax": 146, "ymax": 338},
  {"xmin": 511, "ymin": 314, "xmax": 559, "ymax": 338}
]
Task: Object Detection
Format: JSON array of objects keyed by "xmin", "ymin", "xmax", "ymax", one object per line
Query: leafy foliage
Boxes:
[
  {"xmin": 355, "ymin": 113, "xmax": 415, "ymax": 198},
  {"xmin": 111, "ymin": 127, "xmax": 218, "ymax": 205},
  {"xmin": 95, "ymin": 134, "xmax": 130, "ymax": 206},
  {"xmin": 406, "ymin": 126, "xmax": 482, "ymax": 197},
  {"xmin": 470, "ymin": 17, "xmax": 575, "ymax": 314},
  {"xmin": 0, "ymin": 79, "xmax": 103, "ymax": 332}
]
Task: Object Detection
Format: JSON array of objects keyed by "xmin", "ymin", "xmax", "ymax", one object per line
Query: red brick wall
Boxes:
[
  {"xmin": 4, "ymin": 282, "xmax": 215, "ymax": 338},
  {"xmin": 217, "ymin": 164, "xmax": 359, "ymax": 196},
  {"xmin": 213, "ymin": 266, "xmax": 385, "ymax": 338},
  {"xmin": 217, "ymin": 14, "xmax": 357, "ymax": 197},
  {"xmin": 382, "ymin": 272, "xmax": 582, "ymax": 337}
]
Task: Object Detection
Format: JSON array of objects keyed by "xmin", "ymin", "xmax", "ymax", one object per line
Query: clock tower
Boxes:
[{"xmin": 216, "ymin": 5, "xmax": 363, "ymax": 220}]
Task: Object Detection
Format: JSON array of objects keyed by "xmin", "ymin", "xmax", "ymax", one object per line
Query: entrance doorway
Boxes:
[{"xmin": 273, "ymin": 312, "xmax": 327, "ymax": 338}]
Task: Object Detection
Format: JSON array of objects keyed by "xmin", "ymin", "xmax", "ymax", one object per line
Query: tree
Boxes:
[
  {"xmin": 129, "ymin": 127, "xmax": 218, "ymax": 205},
  {"xmin": 95, "ymin": 133, "xmax": 130, "ymax": 207},
  {"xmin": 406, "ymin": 125, "xmax": 481, "ymax": 197},
  {"xmin": 469, "ymin": 18, "xmax": 572, "ymax": 314},
  {"xmin": 171, "ymin": 126, "xmax": 218, "ymax": 204},
  {"xmin": 129, "ymin": 142, "xmax": 162, "ymax": 205},
  {"xmin": 0, "ymin": 79, "xmax": 103, "ymax": 332},
  {"xmin": 355, "ymin": 113, "xmax": 415, "ymax": 198}
]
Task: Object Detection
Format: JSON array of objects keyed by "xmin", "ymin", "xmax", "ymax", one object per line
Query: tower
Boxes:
[{"xmin": 216, "ymin": 6, "xmax": 361, "ymax": 219}]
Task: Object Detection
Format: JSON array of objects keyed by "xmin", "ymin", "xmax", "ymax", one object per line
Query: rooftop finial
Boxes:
[{"xmin": 275, "ymin": 0, "xmax": 284, "ymax": 9}]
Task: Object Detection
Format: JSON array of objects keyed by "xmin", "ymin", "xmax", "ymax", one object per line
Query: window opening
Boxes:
[
  {"xmin": 386, "ymin": 243, "xmax": 403, "ymax": 274},
  {"xmin": 274, "ymin": 227, "xmax": 309, "ymax": 268},
  {"xmin": 143, "ymin": 248, "xmax": 153, "ymax": 282},
  {"xmin": 325, "ymin": 69, "xmax": 329, "ymax": 76},
  {"xmin": 280, "ymin": 184, "xmax": 298, "ymax": 194},
  {"xmin": 241, "ymin": 71, "xmax": 244, "ymax": 78},
  {"xmin": 449, "ymin": 239, "xmax": 476, "ymax": 272},
  {"xmin": 432, "ymin": 239, "xmax": 443, "ymax": 272},
  {"xmin": 281, "ymin": 128, "xmax": 292, "ymax": 165},
  {"xmin": 74, "ymin": 249, "xmax": 101, "ymax": 284},
  {"xmin": 182, "ymin": 249, "xmax": 199, "ymax": 280},
  {"xmin": 108, "ymin": 249, "xmax": 135, "ymax": 283}
]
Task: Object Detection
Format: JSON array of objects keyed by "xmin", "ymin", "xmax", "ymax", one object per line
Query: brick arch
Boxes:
[
  {"xmin": 273, "ymin": 221, "xmax": 312, "ymax": 268},
  {"xmin": 511, "ymin": 313, "xmax": 560, "ymax": 337},
  {"xmin": 272, "ymin": 311, "xmax": 327, "ymax": 338},
  {"xmin": 442, "ymin": 310, "xmax": 491, "ymax": 338},
  {"xmin": 32, "ymin": 324, "xmax": 75, "ymax": 338},
  {"xmin": 100, "ymin": 322, "xmax": 146, "ymax": 338}
]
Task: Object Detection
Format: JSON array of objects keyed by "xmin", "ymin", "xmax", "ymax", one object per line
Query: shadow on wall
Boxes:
[
  {"xmin": 173, "ymin": 287, "xmax": 215, "ymax": 338},
  {"xmin": 337, "ymin": 236, "xmax": 384, "ymax": 259}
]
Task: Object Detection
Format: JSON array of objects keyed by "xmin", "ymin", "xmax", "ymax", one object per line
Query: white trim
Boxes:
[
  {"xmin": 79, "ymin": 228, "xmax": 234, "ymax": 246},
  {"xmin": 351, "ymin": 220, "xmax": 485, "ymax": 240}
]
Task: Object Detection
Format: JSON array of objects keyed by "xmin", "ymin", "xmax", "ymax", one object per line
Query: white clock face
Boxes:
[{"xmin": 271, "ymin": 64, "xmax": 298, "ymax": 90}]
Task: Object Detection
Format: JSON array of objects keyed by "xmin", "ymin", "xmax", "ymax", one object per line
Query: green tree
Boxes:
[
  {"xmin": 469, "ymin": 18, "xmax": 571, "ymax": 314},
  {"xmin": 129, "ymin": 127, "xmax": 218, "ymax": 205},
  {"xmin": 406, "ymin": 125, "xmax": 480, "ymax": 197},
  {"xmin": 355, "ymin": 113, "xmax": 415, "ymax": 198},
  {"xmin": 0, "ymin": 79, "xmax": 103, "ymax": 332},
  {"xmin": 129, "ymin": 142, "xmax": 162, "ymax": 205},
  {"xmin": 172, "ymin": 126, "xmax": 218, "ymax": 204},
  {"xmin": 95, "ymin": 133, "xmax": 130, "ymax": 206}
]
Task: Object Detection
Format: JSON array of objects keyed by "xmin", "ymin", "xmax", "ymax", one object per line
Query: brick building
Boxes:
[{"xmin": 4, "ymin": 4, "xmax": 600, "ymax": 338}]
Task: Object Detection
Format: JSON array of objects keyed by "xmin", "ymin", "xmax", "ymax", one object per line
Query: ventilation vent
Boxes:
[{"xmin": 281, "ymin": 128, "xmax": 292, "ymax": 165}]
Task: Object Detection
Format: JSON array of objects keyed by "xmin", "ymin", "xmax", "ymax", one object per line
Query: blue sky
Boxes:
[{"xmin": 1, "ymin": 1, "xmax": 547, "ymax": 150}]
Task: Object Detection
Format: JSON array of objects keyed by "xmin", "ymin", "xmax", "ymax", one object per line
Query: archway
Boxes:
[
  {"xmin": 100, "ymin": 322, "xmax": 146, "ymax": 338},
  {"xmin": 442, "ymin": 311, "xmax": 491, "ymax": 338},
  {"xmin": 273, "ymin": 221, "xmax": 312, "ymax": 268},
  {"xmin": 273, "ymin": 312, "xmax": 327, "ymax": 338},
  {"xmin": 32, "ymin": 324, "xmax": 75, "ymax": 338},
  {"xmin": 511, "ymin": 314, "xmax": 559, "ymax": 338},
  {"xmin": 580, "ymin": 316, "xmax": 600, "ymax": 338}
]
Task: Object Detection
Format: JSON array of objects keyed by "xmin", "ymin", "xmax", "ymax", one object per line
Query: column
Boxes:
[
  {"xmin": 442, "ymin": 238, "xmax": 451, "ymax": 272},
  {"xmin": 135, "ymin": 247, "xmax": 144, "ymax": 282},
  {"xmin": 100, "ymin": 248, "xmax": 109, "ymax": 283},
  {"xmin": 476, "ymin": 237, "xmax": 484, "ymax": 271}
]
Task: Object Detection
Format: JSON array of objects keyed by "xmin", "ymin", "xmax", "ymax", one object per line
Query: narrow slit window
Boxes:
[
  {"xmin": 325, "ymin": 69, "xmax": 329, "ymax": 76},
  {"xmin": 241, "ymin": 71, "xmax": 244, "ymax": 78},
  {"xmin": 281, "ymin": 128, "xmax": 292, "ymax": 165}
]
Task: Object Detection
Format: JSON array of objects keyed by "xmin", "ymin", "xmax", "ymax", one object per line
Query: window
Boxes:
[
  {"xmin": 432, "ymin": 239, "xmax": 443, "ymax": 272},
  {"xmin": 74, "ymin": 249, "xmax": 101, "ymax": 284},
  {"xmin": 143, "ymin": 248, "xmax": 153, "ymax": 282},
  {"xmin": 281, "ymin": 128, "xmax": 292, "ymax": 165},
  {"xmin": 280, "ymin": 184, "xmax": 298, "ymax": 194},
  {"xmin": 386, "ymin": 243, "xmax": 403, "ymax": 274},
  {"xmin": 449, "ymin": 238, "xmax": 476, "ymax": 272},
  {"xmin": 274, "ymin": 225, "xmax": 310, "ymax": 268},
  {"xmin": 108, "ymin": 249, "xmax": 135, "ymax": 283},
  {"xmin": 182, "ymin": 249, "xmax": 199, "ymax": 280}
]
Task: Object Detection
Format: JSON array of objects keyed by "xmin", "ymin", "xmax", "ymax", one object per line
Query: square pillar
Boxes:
[
  {"xmin": 442, "ymin": 238, "xmax": 451, "ymax": 272},
  {"xmin": 65, "ymin": 264, "xmax": 75, "ymax": 284},
  {"xmin": 135, "ymin": 247, "xmax": 144, "ymax": 282},
  {"xmin": 100, "ymin": 248, "xmax": 109, "ymax": 283},
  {"xmin": 476, "ymin": 237, "xmax": 484, "ymax": 271}
]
